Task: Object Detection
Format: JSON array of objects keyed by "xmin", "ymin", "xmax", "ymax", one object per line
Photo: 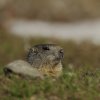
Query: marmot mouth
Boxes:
[
  {"xmin": 53, "ymin": 59, "xmax": 61, "ymax": 65},
  {"xmin": 59, "ymin": 50, "xmax": 64, "ymax": 59}
]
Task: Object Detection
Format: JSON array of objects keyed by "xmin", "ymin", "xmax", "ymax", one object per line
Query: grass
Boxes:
[{"xmin": 0, "ymin": 31, "xmax": 100, "ymax": 100}]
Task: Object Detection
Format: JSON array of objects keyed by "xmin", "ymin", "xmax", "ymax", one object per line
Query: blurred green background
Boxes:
[{"xmin": 0, "ymin": 0, "xmax": 100, "ymax": 100}]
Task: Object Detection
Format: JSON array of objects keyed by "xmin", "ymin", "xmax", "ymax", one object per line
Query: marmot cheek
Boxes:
[{"xmin": 47, "ymin": 55, "xmax": 55, "ymax": 61}]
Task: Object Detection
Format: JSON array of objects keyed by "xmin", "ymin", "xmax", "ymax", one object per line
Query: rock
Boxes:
[{"xmin": 4, "ymin": 60, "xmax": 44, "ymax": 79}]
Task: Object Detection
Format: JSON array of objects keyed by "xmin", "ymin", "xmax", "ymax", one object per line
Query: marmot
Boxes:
[
  {"xmin": 4, "ymin": 44, "xmax": 64, "ymax": 78},
  {"xmin": 27, "ymin": 44, "xmax": 64, "ymax": 77}
]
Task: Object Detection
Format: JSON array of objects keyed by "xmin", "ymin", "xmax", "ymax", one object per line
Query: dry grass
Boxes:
[{"xmin": 0, "ymin": 0, "xmax": 100, "ymax": 22}]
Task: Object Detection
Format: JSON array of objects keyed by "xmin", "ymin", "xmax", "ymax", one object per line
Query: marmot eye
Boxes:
[
  {"xmin": 59, "ymin": 49, "xmax": 63, "ymax": 53},
  {"xmin": 42, "ymin": 46, "xmax": 50, "ymax": 50}
]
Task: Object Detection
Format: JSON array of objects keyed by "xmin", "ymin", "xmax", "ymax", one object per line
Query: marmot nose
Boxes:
[{"xmin": 59, "ymin": 49, "xmax": 64, "ymax": 59}]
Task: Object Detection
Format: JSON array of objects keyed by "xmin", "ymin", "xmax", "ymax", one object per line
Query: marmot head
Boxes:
[{"xmin": 27, "ymin": 44, "xmax": 64, "ymax": 68}]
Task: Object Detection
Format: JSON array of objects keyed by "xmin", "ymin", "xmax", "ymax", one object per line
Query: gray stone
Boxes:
[{"xmin": 4, "ymin": 60, "xmax": 44, "ymax": 79}]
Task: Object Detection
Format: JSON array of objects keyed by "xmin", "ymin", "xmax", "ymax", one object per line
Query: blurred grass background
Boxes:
[
  {"xmin": 0, "ymin": 0, "xmax": 100, "ymax": 22},
  {"xmin": 0, "ymin": 0, "xmax": 100, "ymax": 99}
]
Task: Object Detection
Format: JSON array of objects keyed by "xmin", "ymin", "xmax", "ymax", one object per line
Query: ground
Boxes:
[{"xmin": 0, "ymin": 31, "xmax": 100, "ymax": 100}]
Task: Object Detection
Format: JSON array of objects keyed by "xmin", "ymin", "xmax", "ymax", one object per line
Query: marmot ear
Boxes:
[{"xmin": 29, "ymin": 47, "xmax": 38, "ymax": 54}]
